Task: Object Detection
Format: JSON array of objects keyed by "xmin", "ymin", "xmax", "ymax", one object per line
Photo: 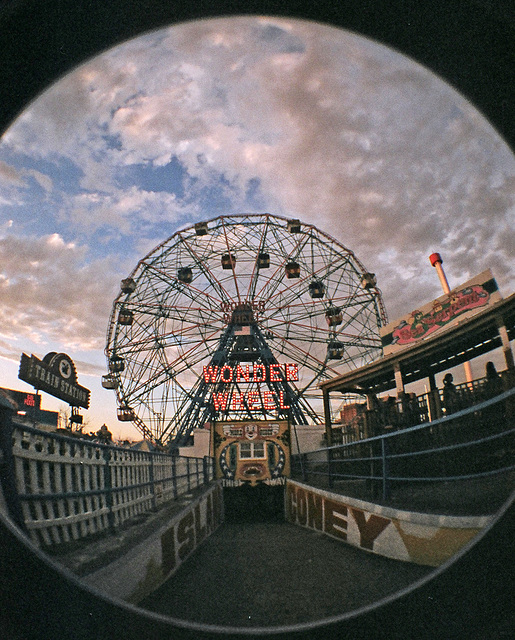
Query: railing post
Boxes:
[
  {"xmin": 381, "ymin": 437, "xmax": 390, "ymax": 501},
  {"xmin": 102, "ymin": 446, "xmax": 115, "ymax": 532},
  {"xmin": 172, "ymin": 455, "xmax": 178, "ymax": 499},
  {"xmin": 0, "ymin": 409, "xmax": 27, "ymax": 533},
  {"xmin": 323, "ymin": 389, "xmax": 333, "ymax": 446},
  {"xmin": 149, "ymin": 452, "xmax": 157, "ymax": 510},
  {"xmin": 301, "ymin": 453, "xmax": 308, "ymax": 482},
  {"xmin": 327, "ymin": 448, "xmax": 333, "ymax": 488}
]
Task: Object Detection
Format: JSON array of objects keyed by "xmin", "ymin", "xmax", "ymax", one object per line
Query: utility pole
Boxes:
[{"xmin": 429, "ymin": 252, "xmax": 473, "ymax": 385}]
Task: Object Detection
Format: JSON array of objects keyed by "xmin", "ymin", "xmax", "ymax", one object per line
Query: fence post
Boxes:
[
  {"xmin": 149, "ymin": 452, "xmax": 157, "ymax": 511},
  {"xmin": 203, "ymin": 456, "xmax": 210, "ymax": 484},
  {"xmin": 0, "ymin": 409, "xmax": 27, "ymax": 533},
  {"xmin": 381, "ymin": 437, "xmax": 390, "ymax": 501},
  {"xmin": 327, "ymin": 448, "xmax": 333, "ymax": 488},
  {"xmin": 102, "ymin": 446, "xmax": 115, "ymax": 532}
]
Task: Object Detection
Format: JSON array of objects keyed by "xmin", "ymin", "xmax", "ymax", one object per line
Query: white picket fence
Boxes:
[{"xmin": 5, "ymin": 422, "xmax": 214, "ymax": 548}]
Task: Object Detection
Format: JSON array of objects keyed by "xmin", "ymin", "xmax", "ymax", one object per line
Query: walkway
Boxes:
[{"xmin": 140, "ymin": 521, "xmax": 432, "ymax": 628}]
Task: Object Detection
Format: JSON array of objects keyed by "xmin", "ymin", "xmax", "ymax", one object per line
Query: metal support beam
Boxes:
[
  {"xmin": 323, "ymin": 389, "xmax": 332, "ymax": 447},
  {"xmin": 496, "ymin": 314, "xmax": 515, "ymax": 370}
]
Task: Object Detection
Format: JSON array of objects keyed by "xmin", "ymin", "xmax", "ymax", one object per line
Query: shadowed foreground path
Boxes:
[{"xmin": 140, "ymin": 522, "xmax": 432, "ymax": 628}]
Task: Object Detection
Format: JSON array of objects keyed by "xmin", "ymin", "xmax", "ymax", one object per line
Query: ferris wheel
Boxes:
[{"xmin": 104, "ymin": 214, "xmax": 387, "ymax": 448}]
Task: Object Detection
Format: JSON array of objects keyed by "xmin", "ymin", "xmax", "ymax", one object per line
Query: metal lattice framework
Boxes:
[{"xmin": 104, "ymin": 214, "xmax": 387, "ymax": 447}]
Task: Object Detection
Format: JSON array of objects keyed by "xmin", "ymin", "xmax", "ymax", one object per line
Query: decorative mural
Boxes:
[{"xmin": 213, "ymin": 419, "xmax": 290, "ymax": 486}]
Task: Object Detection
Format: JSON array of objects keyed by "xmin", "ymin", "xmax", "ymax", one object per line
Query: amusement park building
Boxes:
[
  {"xmin": 0, "ymin": 386, "xmax": 58, "ymax": 432},
  {"xmin": 320, "ymin": 292, "xmax": 515, "ymax": 444}
]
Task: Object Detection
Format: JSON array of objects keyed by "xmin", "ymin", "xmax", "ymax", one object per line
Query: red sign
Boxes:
[
  {"xmin": 202, "ymin": 363, "xmax": 299, "ymax": 412},
  {"xmin": 391, "ymin": 285, "xmax": 491, "ymax": 346},
  {"xmin": 380, "ymin": 269, "xmax": 501, "ymax": 355}
]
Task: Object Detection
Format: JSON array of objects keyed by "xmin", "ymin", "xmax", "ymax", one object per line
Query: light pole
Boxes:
[{"xmin": 429, "ymin": 252, "xmax": 473, "ymax": 385}]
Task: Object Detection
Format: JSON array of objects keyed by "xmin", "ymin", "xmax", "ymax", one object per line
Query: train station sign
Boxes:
[{"xmin": 18, "ymin": 352, "xmax": 90, "ymax": 409}]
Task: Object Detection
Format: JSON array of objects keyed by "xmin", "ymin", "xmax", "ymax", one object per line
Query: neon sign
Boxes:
[
  {"xmin": 203, "ymin": 363, "xmax": 298, "ymax": 383},
  {"xmin": 202, "ymin": 363, "xmax": 299, "ymax": 412}
]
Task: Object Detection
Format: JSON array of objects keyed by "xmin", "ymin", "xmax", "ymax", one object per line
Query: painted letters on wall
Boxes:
[
  {"xmin": 286, "ymin": 481, "xmax": 488, "ymax": 567},
  {"xmin": 160, "ymin": 484, "xmax": 223, "ymax": 577},
  {"xmin": 84, "ymin": 483, "xmax": 224, "ymax": 604}
]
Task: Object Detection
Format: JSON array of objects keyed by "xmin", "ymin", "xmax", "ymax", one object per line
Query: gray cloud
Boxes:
[
  {"xmin": 1, "ymin": 15, "xmax": 513, "ymax": 355},
  {"xmin": 0, "ymin": 160, "xmax": 24, "ymax": 185},
  {"xmin": 0, "ymin": 234, "xmax": 119, "ymax": 353}
]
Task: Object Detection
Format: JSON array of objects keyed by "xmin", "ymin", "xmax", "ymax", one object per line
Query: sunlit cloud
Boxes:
[{"xmin": 0, "ymin": 15, "xmax": 513, "ymax": 432}]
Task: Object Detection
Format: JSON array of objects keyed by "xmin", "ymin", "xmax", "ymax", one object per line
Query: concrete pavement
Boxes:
[{"xmin": 140, "ymin": 520, "xmax": 432, "ymax": 628}]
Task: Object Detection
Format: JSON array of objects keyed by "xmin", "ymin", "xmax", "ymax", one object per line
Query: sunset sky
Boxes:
[{"xmin": 0, "ymin": 16, "xmax": 514, "ymax": 440}]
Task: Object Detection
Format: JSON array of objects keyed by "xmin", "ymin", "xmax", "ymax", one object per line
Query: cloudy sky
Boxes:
[{"xmin": 0, "ymin": 16, "xmax": 514, "ymax": 439}]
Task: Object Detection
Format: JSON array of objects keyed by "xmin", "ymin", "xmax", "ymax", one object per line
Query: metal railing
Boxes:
[
  {"xmin": 292, "ymin": 387, "xmax": 515, "ymax": 502},
  {"xmin": 330, "ymin": 372, "xmax": 511, "ymax": 444},
  {"xmin": 0, "ymin": 419, "xmax": 214, "ymax": 548}
]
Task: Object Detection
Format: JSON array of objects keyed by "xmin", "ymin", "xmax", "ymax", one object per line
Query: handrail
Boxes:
[
  {"xmin": 0, "ymin": 418, "xmax": 215, "ymax": 548},
  {"xmin": 323, "ymin": 386, "xmax": 515, "ymax": 451},
  {"xmin": 332, "ymin": 373, "xmax": 513, "ymax": 442},
  {"xmin": 292, "ymin": 387, "xmax": 515, "ymax": 502}
]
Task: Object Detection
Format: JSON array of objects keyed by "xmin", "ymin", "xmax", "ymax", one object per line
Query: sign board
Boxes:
[
  {"xmin": 0, "ymin": 388, "xmax": 41, "ymax": 417},
  {"xmin": 18, "ymin": 352, "xmax": 90, "ymax": 409},
  {"xmin": 380, "ymin": 269, "xmax": 501, "ymax": 355},
  {"xmin": 202, "ymin": 363, "xmax": 298, "ymax": 413},
  {"xmin": 212, "ymin": 419, "xmax": 290, "ymax": 486}
]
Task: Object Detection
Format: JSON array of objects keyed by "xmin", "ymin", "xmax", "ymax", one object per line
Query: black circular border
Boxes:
[
  {"xmin": 1, "ymin": 1, "xmax": 514, "ymax": 149},
  {"xmin": 0, "ymin": 2, "xmax": 514, "ymax": 639}
]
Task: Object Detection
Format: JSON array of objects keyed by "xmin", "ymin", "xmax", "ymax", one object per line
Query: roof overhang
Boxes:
[{"xmin": 320, "ymin": 293, "xmax": 515, "ymax": 395}]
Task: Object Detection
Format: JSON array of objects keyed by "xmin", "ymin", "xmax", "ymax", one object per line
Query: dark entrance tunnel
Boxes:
[
  {"xmin": 1, "ymin": 1, "xmax": 514, "ymax": 638},
  {"xmin": 223, "ymin": 484, "xmax": 286, "ymax": 523}
]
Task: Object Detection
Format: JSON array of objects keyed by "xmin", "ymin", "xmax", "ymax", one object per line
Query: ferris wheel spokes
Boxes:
[{"xmin": 105, "ymin": 214, "xmax": 386, "ymax": 447}]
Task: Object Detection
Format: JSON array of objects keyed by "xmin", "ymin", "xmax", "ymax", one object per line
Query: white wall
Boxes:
[
  {"xmin": 290, "ymin": 424, "xmax": 325, "ymax": 454},
  {"xmin": 179, "ymin": 424, "xmax": 325, "ymax": 458}
]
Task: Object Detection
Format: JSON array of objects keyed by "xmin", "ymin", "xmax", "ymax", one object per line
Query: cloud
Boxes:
[
  {"xmin": 0, "ymin": 233, "xmax": 120, "ymax": 354},
  {"xmin": 26, "ymin": 169, "xmax": 53, "ymax": 193},
  {"xmin": 0, "ymin": 160, "xmax": 25, "ymax": 185},
  {"xmin": 0, "ymin": 14, "xmax": 513, "ymax": 442},
  {"xmin": 1, "ymin": 15, "xmax": 514, "ymax": 331}
]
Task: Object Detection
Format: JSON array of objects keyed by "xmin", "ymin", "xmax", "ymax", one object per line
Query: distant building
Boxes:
[
  {"xmin": 335, "ymin": 402, "xmax": 367, "ymax": 443},
  {"xmin": 0, "ymin": 387, "xmax": 58, "ymax": 432},
  {"xmin": 130, "ymin": 439, "xmax": 155, "ymax": 452}
]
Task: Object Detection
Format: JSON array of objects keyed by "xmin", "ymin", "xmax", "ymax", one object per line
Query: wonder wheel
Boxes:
[{"xmin": 104, "ymin": 214, "xmax": 387, "ymax": 448}]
